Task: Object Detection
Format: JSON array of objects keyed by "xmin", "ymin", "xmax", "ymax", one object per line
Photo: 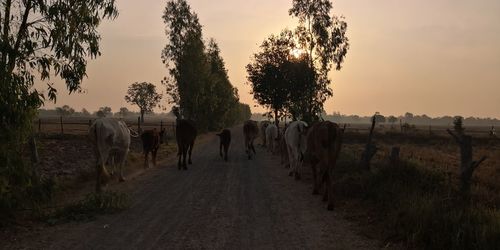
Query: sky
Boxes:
[{"xmin": 41, "ymin": 0, "xmax": 500, "ymax": 118}]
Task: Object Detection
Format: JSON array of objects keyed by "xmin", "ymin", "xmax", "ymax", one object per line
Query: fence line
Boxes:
[{"xmin": 35, "ymin": 116, "xmax": 176, "ymax": 136}]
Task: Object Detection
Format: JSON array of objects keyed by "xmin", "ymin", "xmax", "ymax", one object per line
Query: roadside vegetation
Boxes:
[
  {"xmin": 332, "ymin": 130, "xmax": 500, "ymax": 250},
  {"xmin": 46, "ymin": 191, "xmax": 130, "ymax": 224}
]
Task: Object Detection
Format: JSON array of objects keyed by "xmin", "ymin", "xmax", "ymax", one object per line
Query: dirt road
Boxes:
[{"xmin": 7, "ymin": 126, "xmax": 381, "ymax": 250}]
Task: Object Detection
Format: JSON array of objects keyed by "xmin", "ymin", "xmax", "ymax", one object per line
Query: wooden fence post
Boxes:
[
  {"xmin": 88, "ymin": 119, "xmax": 92, "ymax": 127},
  {"xmin": 137, "ymin": 117, "xmax": 141, "ymax": 132},
  {"xmin": 60, "ymin": 116, "xmax": 64, "ymax": 135}
]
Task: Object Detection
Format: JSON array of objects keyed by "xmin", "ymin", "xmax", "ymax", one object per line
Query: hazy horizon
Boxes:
[{"xmin": 39, "ymin": 0, "xmax": 500, "ymax": 119}]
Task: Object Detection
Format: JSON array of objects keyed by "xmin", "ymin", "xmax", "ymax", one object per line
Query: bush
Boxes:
[
  {"xmin": 48, "ymin": 191, "xmax": 130, "ymax": 224},
  {"xmin": 334, "ymin": 153, "xmax": 500, "ymax": 250}
]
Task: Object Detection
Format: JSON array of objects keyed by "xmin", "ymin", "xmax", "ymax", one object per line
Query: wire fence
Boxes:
[
  {"xmin": 34, "ymin": 116, "xmax": 177, "ymax": 137},
  {"xmin": 34, "ymin": 116, "xmax": 496, "ymax": 139}
]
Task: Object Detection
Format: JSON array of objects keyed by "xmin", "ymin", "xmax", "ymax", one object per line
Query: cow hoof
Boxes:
[
  {"xmin": 119, "ymin": 177, "xmax": 126, "ymax": 182},
  {"xmin": 327, "ymin": 204, "xmax": 334, "ymax": 211},
  {"xmin": 183, "ymin": 166, "xmax": 188, "ymax": 170},
  {"xmin": 294, "ymin": 173, "xmax": 301, "ymax": 180},
  {"xmin": 285, "ymin": 164, "xmax": 290, "ymax": 169},
  {"xmin": 188, "ymin": 161, "xmax": 192, "ymax": 165},
  {"xmin": 288, "ymin": 172, "xmax": 293, "ymax": 177}
]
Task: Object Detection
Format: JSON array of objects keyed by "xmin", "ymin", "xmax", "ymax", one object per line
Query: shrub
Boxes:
[{"xmin": 48, "ymin": 191, "xmax": 130, "ymax": 224}]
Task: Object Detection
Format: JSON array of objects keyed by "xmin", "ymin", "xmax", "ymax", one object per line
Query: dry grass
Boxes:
[{"xmin": 333, "ymin": 131, "xmax": 500, "ymax": 249}]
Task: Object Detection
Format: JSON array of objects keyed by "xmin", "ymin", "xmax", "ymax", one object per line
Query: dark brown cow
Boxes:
[
  {"xmin": 176, "ymin": 119, "xmax": 197, "ymax": 170},
  {"xmin": 141, "ymin": 128, "xmax": 165, "ymax": 168},
  {"xmin": 216, "ymin": 129, "xmax": 231, "ymax": 161},
  {"xmin": 243, "ymin": 120, "xmax": 259, "ymax": 159},
  {"xmin": 306, "ymin": 121, "xmax": 344, "ymax": 211}
]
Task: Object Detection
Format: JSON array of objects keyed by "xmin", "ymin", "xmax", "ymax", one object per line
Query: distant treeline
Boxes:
[
  {"xmin": 37, "ymin": 106, "xmax": 176, "ymax": 120},
  {"xmin": 252, "ymin": 112, "xmax": 500, "ymax": 127}
]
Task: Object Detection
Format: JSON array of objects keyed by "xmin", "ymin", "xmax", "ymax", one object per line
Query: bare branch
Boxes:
[
  {"xmin": 446, "ymin": 129, "xmax": 461, "ymax": 143},
  {"xmin": 472, "ymin": 156, "xmax": 488, "ymax": 170}
]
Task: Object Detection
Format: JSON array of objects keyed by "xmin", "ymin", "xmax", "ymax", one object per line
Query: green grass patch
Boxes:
[{"xmin": 47, "ymin": 191, "xmax": 130, "ymax": 224}]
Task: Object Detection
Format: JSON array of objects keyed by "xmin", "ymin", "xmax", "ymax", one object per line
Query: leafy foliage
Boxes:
[
  {"xmin": 247, "ymin": 0, "xmax": 349, "ymax": 123},
  {"xmin": 0, "ymin": 0, "xmax": 118, "ymax": 221},
  {"xmin": 246, "ymin": 30, "xmax": 296, "ymax": 124},
  {"xmin": 162, "ymin": 0, "xmax": 250, "ymax": 131},
  {"xmin": 55, "ymin": 105, "xmax": 75, "ymax": 117},
  {"xmin": 124, "ymin": 82, "xmax": 162, "ymax": 122}
]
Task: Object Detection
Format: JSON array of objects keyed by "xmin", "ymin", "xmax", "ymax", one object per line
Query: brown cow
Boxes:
[
  {"xmin": 141, "ymin": 128, "xmax": 165, "ymax": 168},
  {"xmin": 243, "ymin": 120, "xmax": 259, "ymax": 159},
  {"xmin": 217, "ymin": 129, "xmax": 231, "ymax": 161},
  {"xmin": 176, "ymin": 119, "xmax": 197, "ymax": 170},
  {"xmin": 306, "ymin": 121, "xmax": 344, "ymax": 211}
]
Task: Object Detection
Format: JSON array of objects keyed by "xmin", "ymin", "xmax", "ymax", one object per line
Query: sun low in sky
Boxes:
[{"xmin": 42, "ymin": 0, "xmax": 500, "ymax": 119}]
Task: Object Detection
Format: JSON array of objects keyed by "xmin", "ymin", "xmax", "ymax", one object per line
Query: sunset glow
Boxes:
[{"xmin": 40, "ymin": 0, "xmax": 500, "ymax": 118}]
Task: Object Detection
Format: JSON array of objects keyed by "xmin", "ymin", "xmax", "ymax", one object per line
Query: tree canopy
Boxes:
[
  {"xmin": 162, "ymin": 0, "xmax": 250, "ymax": 131},
  {"xmin": 247, "ymin": 0, "xmax": 349, "ymax": 123},
  {"xmin": 0, "ymin": 0, "xmax": 118, "ymax": 220},
  {"xmin": 124, "ymin": 82, "xmax": 162, "ymax": 123}
]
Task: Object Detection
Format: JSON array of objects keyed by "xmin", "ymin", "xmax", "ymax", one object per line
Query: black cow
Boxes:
[
  {"xmin": 217, "ymin": 129, "xmax": 231, "ymax": 161},
  {"xmin": 141, "ymin": 128, "xmax": 165, "ymax": 168},
  {"xmin": 176, "ymin": 119, "xmax": 197, "ymax": 170}
]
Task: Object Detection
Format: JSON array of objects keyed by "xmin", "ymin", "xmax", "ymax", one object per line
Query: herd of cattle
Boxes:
[{"xmin": 88, "ymin": 117, "xmax": 344, "ymax": 210}]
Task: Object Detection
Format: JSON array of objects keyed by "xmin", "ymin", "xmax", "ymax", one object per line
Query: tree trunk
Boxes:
[
  {"xmin": 140, "ymin": 110, "xmax": 145, "ymax": 124},
  {"xmin": 360, "ymin": 116, "xmax": 378, "ymax": 171},
  {"xmin": 447, "ymin": 129, "xmax": 487, "ymax": 194}
]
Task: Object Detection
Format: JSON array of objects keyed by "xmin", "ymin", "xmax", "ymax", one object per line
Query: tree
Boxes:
[
  {"xmin": 124, "ymin": 82, "xmax": 162, "ymax": 123},
  {"xmin": 388, "ymin": 115, "xmax": 398, "ymax": 128},
  {"xmin": 81, "ymin": 108, "xmax": 91, "ymax": 117},
  {"xmin": 374, "ymin": 112, "xmax": 386, "ymax": 124},
  {"xmin": 96, "ymin": 107, "xmax": 112, "ymax": 118},
  {"xmin": 0, "ymin": 0, "xmax": 118, "ymax": 217},
  {"xmin": 247, "ymin": 30, "xmax": 296, "ymax": 126},
  {"xmin": 289, "ymin": 0, "xmax": 349, "ymax": 122},
  {"xmin": 162, "ymin": 0, "xmax": 249, "ymax": 131},
  {"xmin": 162, "ymin": 0, "xmax": 204, "ymax": 119},
  {"xmin": 55, "ymin": 105, "xmax": 75, "ymax": 117},
  {"xmin": 118, "ymin": 107, "xmax": 131, "ymax": 118},
  {"xmin": 453, "ymin": 116, "xmax": 465, "ymax": 134}
]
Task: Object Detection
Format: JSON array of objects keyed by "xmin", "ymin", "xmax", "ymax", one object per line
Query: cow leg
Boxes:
[
  {"xmin": 224, "ymin": 144, "xmax": 229, "ymax": 162},
  {"xmin": 182, "ymin": 146, "xmax": 188, "ymax": 170},
  {"xmin": 311, "ymin": 162, "xmax": 319, "ymax": 195},
  {"xmin": 326, "ymin": 170, "xmax": 335, "ymax": 211},
  {"xmin": 152, "ymin": 147, "xmax": 158, "ymax": 167},
  {"xmin": 144, "ymin": 151, "xmax": 149, "ymax": 169},
  {"xmin": 118, "ymin": 149, "xmax": 127, "ymax": 182},
  {"xmin": 188, "ymin": 141, "xmax": 194, "ymax": 165},
  {"xmin": 219, "ymin": 141, "xmax": 223, "ymax": 158},
  {"xmin": 287, "ymin": 145, "xmax": 295, "ymax": 176},
  {"xmin": 322, "ymin": 172, "xmax": 328, "ymax": 202},
  {"xmin": 177, "ymin": 144, "xmax": 182, "ymax": 170}
]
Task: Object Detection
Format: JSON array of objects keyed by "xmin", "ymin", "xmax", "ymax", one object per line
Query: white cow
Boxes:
[
  {"xmin": 285, "ymin": 121, "xmax": 308, "ymax": 180},
  {"xmin": 265, "ymin": 123, "xmax": 279, "ymax": 154},
  {"xmin": 89, "ymin": 118, "xmax": 133, "ymax": 192}
]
